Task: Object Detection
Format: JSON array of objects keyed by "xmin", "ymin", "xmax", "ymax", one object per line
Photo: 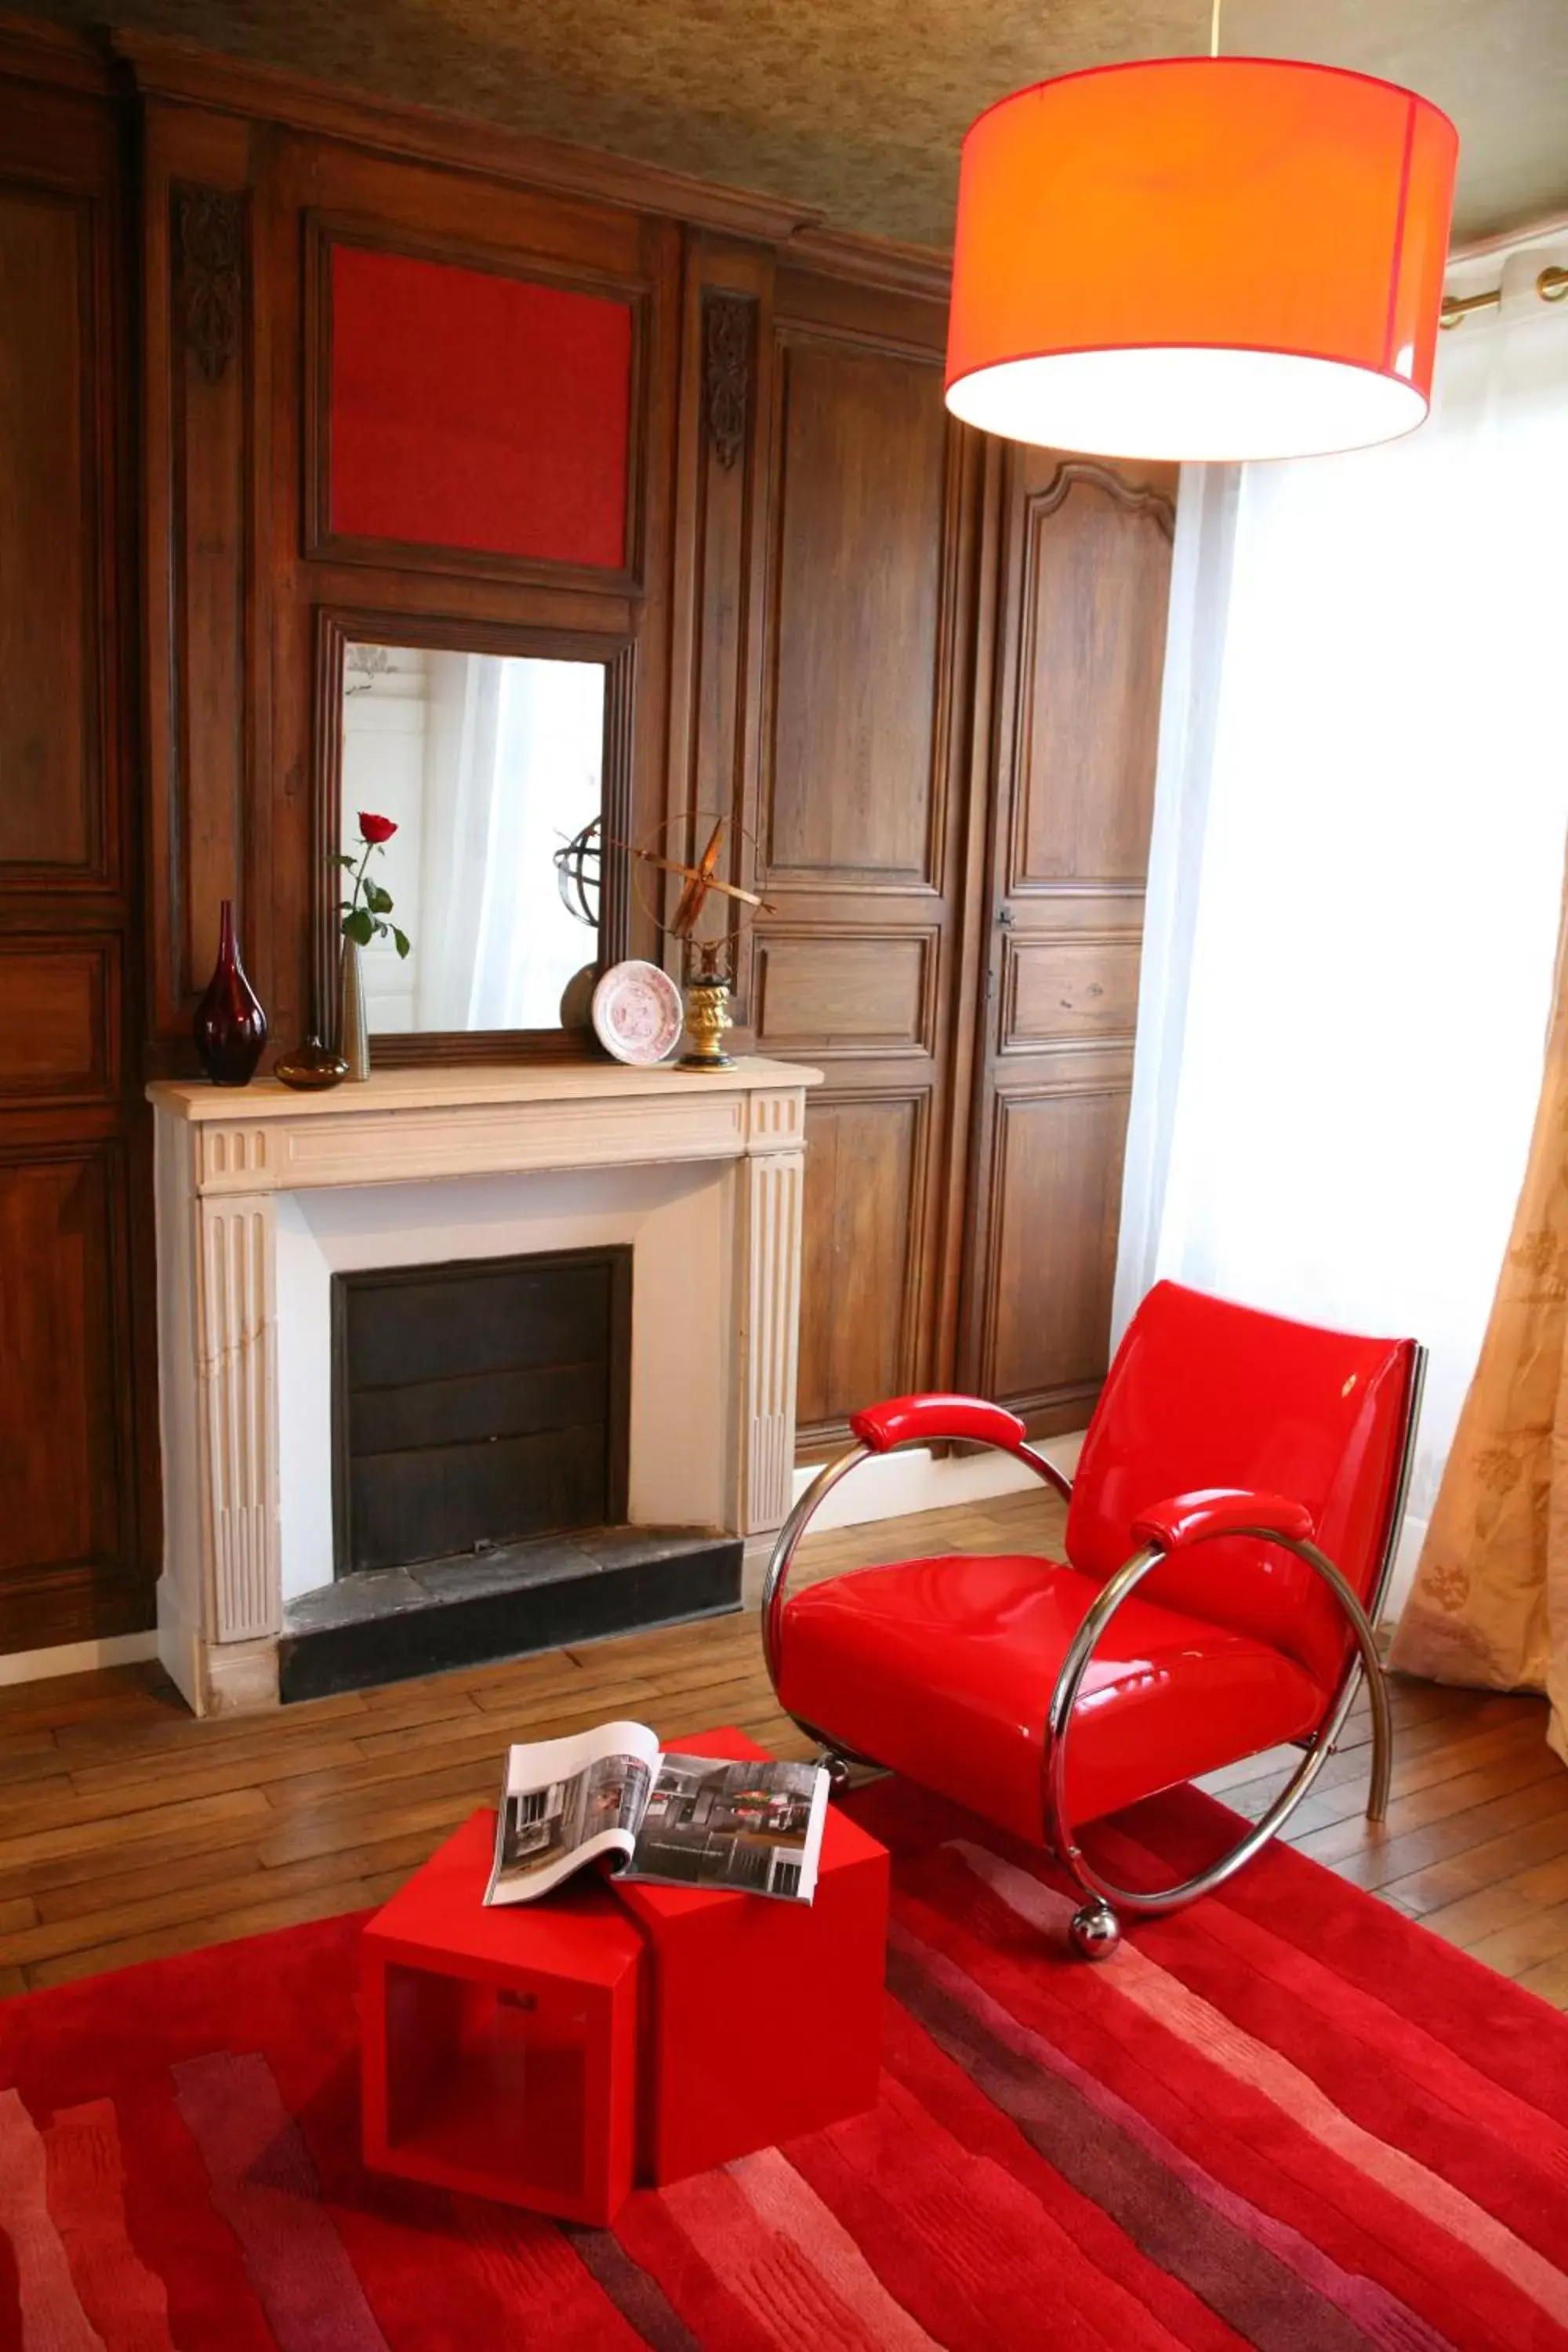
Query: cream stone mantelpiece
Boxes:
[{"xmin": 149, "ymin": 1058, "xmax": 820, "ymax": 1715}]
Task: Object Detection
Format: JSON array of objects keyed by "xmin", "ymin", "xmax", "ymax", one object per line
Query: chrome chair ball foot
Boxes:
[
  {"xmin": 816, "ymin": 1750, "xmax": 853, "ymax": 1797},
  {"xmin": 1068, "ymin": 1900, "xmax": 1123, "ymax": 1962}
]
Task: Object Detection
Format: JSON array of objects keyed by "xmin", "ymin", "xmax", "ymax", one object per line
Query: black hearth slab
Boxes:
[
  {"xmin": 574, "ymin": 1525, "xmax": 740, "ymax": 1571},
  {"xmin": 278, "ymin": 1530, "xmax": 742, "ymax": 1703},
  {"xmin": 403, "ymin": 1537, "xmax": 601, "ymax": 1602},
  {"xmin": 284, "ymin": 1566, "xmax": 427, "ymax": 1632}
]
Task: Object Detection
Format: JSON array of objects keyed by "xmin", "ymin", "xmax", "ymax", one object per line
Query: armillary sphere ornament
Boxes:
[
  {"xmin": 620, "ymin": 812, "xmax": 774, "ymax": 1072},
  {"xmin": 554, "ymin": 817, "xmax": 604, "ymax": 929}
]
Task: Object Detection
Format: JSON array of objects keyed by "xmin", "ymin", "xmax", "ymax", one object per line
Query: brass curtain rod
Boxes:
[{"xmin": 1441, "ymin": 265, "xmax": 1568, "ymax": 328}]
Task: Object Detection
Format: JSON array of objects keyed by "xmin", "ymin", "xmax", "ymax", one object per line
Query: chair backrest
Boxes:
[{"xmin": 1066, "ymin": 1281, "xmax": 1419, "ymax": 1693}]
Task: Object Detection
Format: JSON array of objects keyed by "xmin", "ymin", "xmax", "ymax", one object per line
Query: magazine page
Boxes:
[
  {"xmin": 485, "ymin": 1719, "xmax": 660, "ymax": 1907},
  {"xmin": 623, "ymin": 1754, "xmax": 829, "ymax": 1903}
]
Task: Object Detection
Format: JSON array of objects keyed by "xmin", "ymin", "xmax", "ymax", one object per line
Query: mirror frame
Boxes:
[{"xmin": 312, "ymin": 608, "xmax": 634, "ymax": 1065}]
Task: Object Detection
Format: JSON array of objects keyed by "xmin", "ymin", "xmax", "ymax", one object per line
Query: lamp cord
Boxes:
[{"xmin": 1210, "ymin": 0, "xmax": 1222, "ymax": 56}]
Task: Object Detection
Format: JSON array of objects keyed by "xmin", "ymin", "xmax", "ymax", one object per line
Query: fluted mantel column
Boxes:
[{"xmin": 736, "ymin": 1087, "xmax": 809, "ymax": 1535}]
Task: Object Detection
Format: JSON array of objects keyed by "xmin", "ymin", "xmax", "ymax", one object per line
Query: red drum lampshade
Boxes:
[{"xmin": 946, "ymin": 59, "xmax": 1458, "ymax": 462}]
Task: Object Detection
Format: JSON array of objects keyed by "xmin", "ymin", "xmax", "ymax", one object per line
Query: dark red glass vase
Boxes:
[{"xmin": 194, "ymin": 898, "xmax": 267, "ymax": 1086}]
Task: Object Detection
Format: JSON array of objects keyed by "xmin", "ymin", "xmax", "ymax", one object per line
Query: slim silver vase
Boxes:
[{"xmin": 338, "ymin": 937, "xmax": 370, "ymax": 1082}]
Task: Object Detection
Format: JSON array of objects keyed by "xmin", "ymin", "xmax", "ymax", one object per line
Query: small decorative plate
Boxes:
[{"xmin": 590, "ymin": 960, "xmax": 683, "ymax": 1066}]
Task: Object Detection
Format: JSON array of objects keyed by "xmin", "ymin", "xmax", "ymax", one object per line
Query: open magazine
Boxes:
[{"xmin": 484, "ymin": 1721, "xmax": 829, "ymax": 1908}]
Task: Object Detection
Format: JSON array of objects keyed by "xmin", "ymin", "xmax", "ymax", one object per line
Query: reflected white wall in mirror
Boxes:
[{"xmin": 341, "ymin": 643, "xmax": 604, "ymax": 1033}]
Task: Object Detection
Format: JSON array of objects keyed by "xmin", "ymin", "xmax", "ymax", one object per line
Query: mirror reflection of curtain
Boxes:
[
  {"xmin": 416, "ymin": 652, "xmax": 503, "ymax": 1030},
  {"xmin": 470, "ymin": 659, "xmax": 604, "ymax": 1028},
  {"xmin": 415, "ymin": 655, "xmax": 604, "ymax": 1030}
]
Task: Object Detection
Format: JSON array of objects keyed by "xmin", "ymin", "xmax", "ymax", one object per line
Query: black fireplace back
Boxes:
[{"xmin": 330, "ymin": 1246, "xmax": 632, "ymax": 1576}]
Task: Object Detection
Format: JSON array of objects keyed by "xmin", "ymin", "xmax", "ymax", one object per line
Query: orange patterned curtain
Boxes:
[{"xmin": 1390, "ymin": 912, "xmax": 1568, "ymax": 1764}]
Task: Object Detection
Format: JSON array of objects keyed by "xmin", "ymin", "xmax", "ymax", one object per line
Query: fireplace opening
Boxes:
[{"xmin": 330, "ymin": 1245, "xmax": 632, "ymax": 1577}]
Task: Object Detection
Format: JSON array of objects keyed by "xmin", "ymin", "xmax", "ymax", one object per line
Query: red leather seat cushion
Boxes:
[{"xmin": 778, "ymin": 1554, "xmax": 1328, "ymax": 1845}]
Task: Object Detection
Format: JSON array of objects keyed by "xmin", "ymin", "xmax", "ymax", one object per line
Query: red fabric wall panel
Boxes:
[{"xmin": 328, "ymin": 245, "xmax": 633, "ymax": 570}]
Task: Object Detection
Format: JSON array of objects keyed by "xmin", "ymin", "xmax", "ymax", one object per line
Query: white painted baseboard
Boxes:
[
  {"xmin": 788, "ymin": 1432, "xmax": 1085, "ymax": 1534},
  {"xmin": 0, "ymin": 1630, "xmax": 158, "ymax": 1689}
]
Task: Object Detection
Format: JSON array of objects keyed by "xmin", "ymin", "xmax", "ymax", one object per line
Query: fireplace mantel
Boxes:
[{"xmin": 148, "ymin": 1056, "xmax": 820, "ymax": 1714}]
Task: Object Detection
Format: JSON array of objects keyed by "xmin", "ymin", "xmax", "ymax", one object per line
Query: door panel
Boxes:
[
  {"xmin": 960, "ymin": 450, "xmax": 1176, "ymax": 1436},
  {"xmin": 985, "ymin": 1085, "xmax": 1134, "ymax": 1403},
  {"xmin": 1010, "ymin": 466, "xmax": 1172, "ymax": 886},
  {"xmin": 1003, "ymin": 931, "xmax": 1143, "ymax": 1051}
]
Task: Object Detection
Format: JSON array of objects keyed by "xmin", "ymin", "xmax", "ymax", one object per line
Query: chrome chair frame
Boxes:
[{"xmin": 760, "ymin": 1346, "xmax": 1426, "ymax": 1960}]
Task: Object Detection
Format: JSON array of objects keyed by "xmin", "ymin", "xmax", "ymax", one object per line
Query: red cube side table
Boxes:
[
  {"xmin": 613, "ymin": 1726, "xmax": 890, "ymax": 2186},
  {"xmin": 361, "ymin": 1807, "xmax": 643, "ymax": 2224}
]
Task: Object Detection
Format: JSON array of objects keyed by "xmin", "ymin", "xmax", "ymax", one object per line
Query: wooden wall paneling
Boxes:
[
  {"xmin": 0, "ymin": 183, "xmax": 97, "ymax": 877},
  {"xmin": 752, "ymin": 929, "xmax": 938, "ymax": 1060},
  {"xmin": 959, "ymin": 450, "xmax": 1177, "ymax": 1436},
  {"xmin": 929, "ymin": 430, "xmax": 1007, "ymax": 1385},
  {"xmin": 0, "ymin": 938, "xmax": 119, "ymax": 1105},
  {"xmin": 284, "ymin": 129, "xmax": 655, "ymax": 590},
  {"xmin": 0, "ymin": 37, "xmax": 157, "ymax": 1653},
  {"xmin": 257, "ymin": 127, "xmax": 679, "ymax": 1047},
  {"xmin": 761, "ymin": 330, "xmax": 947, "ymax": 889},
  {"xmin": 749, "ymin": 272, "xmax": 987, "ymax": 1453},
  {"xmin": 0, "ymin": 101, "xmax": 118, "ymax": 893},
  {"xmin": 140, "ymin": 100, "xmax": 260, "ymax": 1065},
  {"xmin": 978, "ymin": 1053, "xmax": 1138, "ymax": 1421},
  {"xmin": 793, "ymin": 1088, "xmax": 927, "ymax": 1430},
  {"xmin": 624, "ymin": 212, "xmax": 681, "ymax": 971},
  {"xmin": 665, "ymin": 233, "xmax": 774, "ymax": 1021},
  {"xmin": 301, "ymin": 212, "xmax": 650, "ymax": 594},
  {"xmin": 0, "ymin": 1130, "xmax": 143, "ymax": 1653}
]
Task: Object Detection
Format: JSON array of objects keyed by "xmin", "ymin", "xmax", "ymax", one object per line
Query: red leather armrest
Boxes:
[
  {"xmin": 1130, "ymin": 1488, "xmax": 1317, "ymax": 1551},
  {"xmin": 848, "ymin": 1393, "xmax": 1029, "ymax": 1455}
]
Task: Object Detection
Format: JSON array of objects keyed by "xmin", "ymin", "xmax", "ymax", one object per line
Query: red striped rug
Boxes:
[{"xmin": 3, "ymin": 1780, "xmax": 1567, "ymax": 2352}]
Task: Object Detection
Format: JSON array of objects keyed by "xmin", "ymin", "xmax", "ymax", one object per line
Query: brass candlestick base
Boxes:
[{"xmin": 680, "ymin": 974, "xmax": 735, "ymax": 1069}]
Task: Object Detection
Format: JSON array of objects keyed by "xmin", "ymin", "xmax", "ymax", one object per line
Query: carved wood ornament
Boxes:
[
  {"xmin": 1032, "ymin": 456, "xmax": 1177, "ymax": 539},
  {"xmin": 175, "ymin": 187, "xmax": 244, "ymax": 383},
  {"xmin": 702, "ymin": 293, "xmax": 752, "ymax": 470}
]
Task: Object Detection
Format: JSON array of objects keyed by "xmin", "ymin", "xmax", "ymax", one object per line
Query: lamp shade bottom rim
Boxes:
[{"xmin": 943, "ymin": 347, "xmax": 1430, "ymax": 463}]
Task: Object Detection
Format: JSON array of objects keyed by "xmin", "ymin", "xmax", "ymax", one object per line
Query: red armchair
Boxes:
[{"xmin": 763, "ymin": 1281, "xmax": 1425, "ymax": 1958}]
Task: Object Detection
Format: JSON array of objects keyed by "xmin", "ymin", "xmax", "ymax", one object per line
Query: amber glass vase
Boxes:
[
  {"xmin": 193, "ymin": 899, "xmax": 267, "ymax": 1086},
  {"xmin": 275, "ymin": 1033, "xmax": 347, "ymax": 1091}
]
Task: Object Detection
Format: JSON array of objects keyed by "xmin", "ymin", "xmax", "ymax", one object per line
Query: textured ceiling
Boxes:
[{"xmin": 35, "ymin": 0, "xmax": 1568, "ymax": 249}]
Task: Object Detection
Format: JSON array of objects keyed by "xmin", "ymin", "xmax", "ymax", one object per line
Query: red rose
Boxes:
[{"xmin": 358, "ymin": 811, "xmax": 397, "ymax": 844}]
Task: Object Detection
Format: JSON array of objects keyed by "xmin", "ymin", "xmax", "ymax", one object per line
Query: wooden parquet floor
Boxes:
[{"xmin": 3, "ymin": 1485, "xmax": 1566, "ymax": 2005}]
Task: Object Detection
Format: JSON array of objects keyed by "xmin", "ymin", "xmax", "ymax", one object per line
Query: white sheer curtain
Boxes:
[{"xmin": 1115, "ymin": 233, "xmax": 1568, "ymax": 1596}]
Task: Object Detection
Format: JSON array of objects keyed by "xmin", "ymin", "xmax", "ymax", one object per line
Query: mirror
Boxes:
[{"xmin": 339, "ymin": 639, "xmax": 608, "ymax": 1036}]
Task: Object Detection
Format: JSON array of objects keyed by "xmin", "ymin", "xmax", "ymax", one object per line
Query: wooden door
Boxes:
[
  {"xmin": 746, "ymin": 270, "xmax": 986, "ymax": 1453},
  {"xmin": 0, "ymin": 31, "xmax": 154, "ymax": 1654},
  {"xmin": 958, "ymin": 452, "xmax": 1177, "ymax": 1436}
]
